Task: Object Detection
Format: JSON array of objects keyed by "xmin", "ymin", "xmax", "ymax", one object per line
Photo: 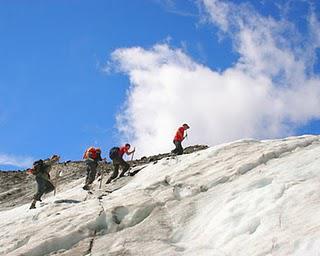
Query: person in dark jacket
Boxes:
[
  {"xmin": 83, "ymin": 147, "xmax": 103, "ymax": 190},
  {"xmin": 29, "ymin": 155, "xmax": 60, "ymax": 209},
  {"xmin": 106, "ymin": 144, "xmax": 135, "ymax": 184},
  {"xmin": 171, "ymin": 123, "xmax": 190, "ymax": 155}
]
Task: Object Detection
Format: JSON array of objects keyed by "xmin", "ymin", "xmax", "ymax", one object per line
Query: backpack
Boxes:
[
  {"xmin": 83, "ymin": 147, "xmax": 97, "ymax": 160},
  {"xmin": 109, "ymin": 147, "xmax": 120, "ymax": 160},
  {"xmin": 28, "ymin": 159, "xmax": 44, "ymax": 175}
]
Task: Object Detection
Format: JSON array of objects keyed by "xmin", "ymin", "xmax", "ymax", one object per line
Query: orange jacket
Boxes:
[{"xmin": 83, "ymin": 147, "xmax": 97, "ymax": 159}]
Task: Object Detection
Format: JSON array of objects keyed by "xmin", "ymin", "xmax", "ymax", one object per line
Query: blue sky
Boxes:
[{"xmin": 1, "ymin": 0, "xmax": 320, "ymax": 170}]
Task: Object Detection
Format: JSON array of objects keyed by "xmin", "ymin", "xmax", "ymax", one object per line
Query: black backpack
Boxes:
[
  {"xmin": 109, "ymin": 147, "xmax": 120, "ymax": 160},
  {"xmin": 31, "ymin": 159, "xmax": 44, "ymax": 175}
]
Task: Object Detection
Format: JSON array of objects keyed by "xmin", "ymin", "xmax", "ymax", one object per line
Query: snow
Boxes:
[{"xmin": 1, "ymin": 135, "xmax": 320, "ymax": 255}]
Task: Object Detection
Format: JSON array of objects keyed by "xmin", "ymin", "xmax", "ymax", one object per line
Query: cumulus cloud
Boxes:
[
  {"xmin": 0, "ymin": 154, "xmax": 34, "ymax": 169},
  {"xmin": 110, "ymin": 0, "xmax": 320, "ymax": 157}
]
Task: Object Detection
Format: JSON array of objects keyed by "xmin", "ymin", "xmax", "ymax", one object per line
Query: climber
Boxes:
[
  {"xmin": 29, "ymin": 155, "xmax": 60, "ymax": 209},
  {"xmin": 106, "ymin": 143, "xmax": 135, "ymax": 184},
  {"xmin": 83, "ymin": 147, "xmax": 103, "ymax": 190},
  {"xmin": 171, "ymin": 123, "xmax": 190, "ymax": 155}
]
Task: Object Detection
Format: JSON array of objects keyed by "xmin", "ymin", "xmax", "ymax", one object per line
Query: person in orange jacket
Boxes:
[
  {"xmin": 171, "ymin": 123, "xmax": 190, "ymax": 155},
  {"xmin": 83, "ymin": 147, "xmax": 103, "ymax": 190}
]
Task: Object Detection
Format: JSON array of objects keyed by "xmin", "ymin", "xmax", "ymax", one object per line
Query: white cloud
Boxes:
[
  {"xmin": 0, "ymin": 154, "xmax": 34, "ymax": 169},
  {"xmin": 110, "ymin": 0, "xmax": 320, "ymax": 157},
  {"xmin": 154, "ymin": 0, "xmax": 199, "ymax": 17},
  {"xmin": 200, "ymin": 0, "xmax": 232, "ymax": 32}
]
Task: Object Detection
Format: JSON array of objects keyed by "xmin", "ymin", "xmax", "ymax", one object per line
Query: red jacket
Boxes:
[
  {"xmin": 119, "ymin": 146, "xmax": 129, "ymax": 157},
  {"xmin": 174, "ymin": 127, "xmax": 185, "ymax": 142}
]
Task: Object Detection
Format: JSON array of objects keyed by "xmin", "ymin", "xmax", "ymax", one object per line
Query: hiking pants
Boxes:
[
  {"xmin": 85, "ymin": 159, "xmax": 98, "ymax": 186},
  {"xmin": 34, "ymin": 176, "xmax": 55, "ymax": 201},
  {"xmin": 107, "ymin": 157, "xmax": 130, "ymax": 183},
  {"xmin": 172, "ymin": 140, "xmax": 183, "ymax": 155}
]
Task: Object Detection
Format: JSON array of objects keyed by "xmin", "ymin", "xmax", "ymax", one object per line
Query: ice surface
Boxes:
[{"xmin": 1, "ymin": 135, "xmax": 320, "ymax": 255}]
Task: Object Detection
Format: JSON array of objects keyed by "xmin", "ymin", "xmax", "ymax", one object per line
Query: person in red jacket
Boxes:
[
  {"xmin": 106, "ymin": 143, "xmax": 135, "ymax": 184},
  {"xmin": 171, "ymin": 123, "xmax": 190, "ymax": 155}
]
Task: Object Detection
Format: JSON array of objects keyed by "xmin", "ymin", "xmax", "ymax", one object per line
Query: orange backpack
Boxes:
[{"xmin": 83, "ymin": 147, "xmax": 97, "ymax": 159}]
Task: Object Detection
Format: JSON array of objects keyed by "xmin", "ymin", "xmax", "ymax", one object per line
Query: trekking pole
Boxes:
[
  {"xmin": 99, "ymin": 161, "xmax": 106, "ymax": 189},
  {"xmin": 99, "ymin": 170, "xmax": 104, "ymax": 189},
  {"xmin": 130, "ymin": 148, "xmax": 135, "ymax": 162},
  {"xmin": 54, "ymin": 170, "xmax": 61, "ymax": 196}
]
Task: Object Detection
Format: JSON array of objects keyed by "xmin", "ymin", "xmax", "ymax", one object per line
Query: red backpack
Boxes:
[{"xmin": 83, "ymin": 147, "xmax": 97, "ymax": 159}]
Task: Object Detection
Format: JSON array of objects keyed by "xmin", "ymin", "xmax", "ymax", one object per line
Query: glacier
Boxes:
[{"xmin": 1, "ymin": 135, "xmax": 320, "ymax": 255}]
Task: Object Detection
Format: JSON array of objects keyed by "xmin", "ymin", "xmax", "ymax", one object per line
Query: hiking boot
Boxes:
[
  {"xmin": 29, "ymin": 201, "xmax": 36, "ymax": 209},
  {"xmin": 83, "ymin": 185, "xmax": 90, "ymax": 190},
  {"xmin": 119, "ymin": 171, "xmax": 126, "ymax": 178},
  {"xmin": 33, "ymin": 196, "xmax": 42, "ymax": 202}
]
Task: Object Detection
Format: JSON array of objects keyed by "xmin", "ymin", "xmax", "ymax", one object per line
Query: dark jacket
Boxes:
[{"xmin": 34, "ymin": 158, "xmax": 57, "ymax": 181}]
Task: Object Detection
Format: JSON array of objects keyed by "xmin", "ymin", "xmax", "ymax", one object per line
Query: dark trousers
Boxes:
[
  {"xmin": 85, "ymin": 159, "xmax": 98, "ymax": 186},
  {"xmin": 34, "ymin": 176, "xmax": 55, "ymax": 201},
  {"xmin": 106, "ymin": 157, "xmax": 130, "ymax": 183},
  {"xmin": 171, "ymin": 140, "xmax": 183, "ymax": 155}
]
